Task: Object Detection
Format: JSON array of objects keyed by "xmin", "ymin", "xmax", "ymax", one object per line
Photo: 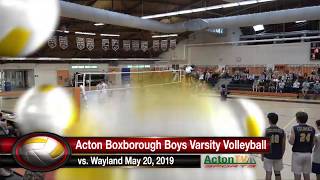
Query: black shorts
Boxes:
[{"xmin": 312, "ymin": 162, "xmax": 320, "ymax": 174}]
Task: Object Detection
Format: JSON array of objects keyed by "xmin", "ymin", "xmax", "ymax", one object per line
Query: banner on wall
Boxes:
[
  {"xmin": 59, "ymin": 36, "xmax": 68, "ymax": 50},
  {"xmin": 170, "ymin": 39, "xmax": 176, "ymax": 49},
  {"xmin": 123, "ymin": 40, "xmax": 131, "ymax": 51},
  {"xmin": 48, "ymin": 36, "xmax": 57, "ymax": 49},
  {"xmin": 112, "ymin": 39, "xmax": 119, "ymax": 51},
  {"xmin": 161, "ymin": 40, "xmax": 168, "ymax": 51},
  {"xmin": 141, "ymin": 41, "xmax": 148, "ymax": 52},
  {"xmin": 132, "ymin": 40, "xmax": 140, "ymax": 51},
  {"xmin": 86, "ymin": 38, "xmax": 95, "ymax": 51},
  {"xmin": 49, "ymin": 36, "xmax": 176, "ymax": 52},
  {"xmin": 153, "ymin": 40, "xmax": 159, "ymax": 51},
  {"xmin": 76, "ymin": 37, "xmax": 85, "ymax": 50},
  {"xmin": 102, "ymin": 39, "xmax": 109, "ymax": 51}
]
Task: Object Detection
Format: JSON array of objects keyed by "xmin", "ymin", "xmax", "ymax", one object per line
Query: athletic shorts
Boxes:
[
  {"xmin": 291, "ymin": 152, "xmax": 312, "ymax": 174},
  {"xmin": 263, "ymin": 158, "xmax": 283, "ymax": 172},
  {"xmin": 312, "ymin": 162, "xmax": 320, "ymax": 174}
]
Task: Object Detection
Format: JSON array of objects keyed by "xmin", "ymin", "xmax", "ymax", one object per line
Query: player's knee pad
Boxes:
[{"xmin": 274, "ymin": 171, "xmax": 281, "ymax": 176}]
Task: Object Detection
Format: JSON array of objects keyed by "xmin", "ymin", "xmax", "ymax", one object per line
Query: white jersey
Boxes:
[
  {"xmin": 101, "ymin": 83, "xmax": 108, "ymax": 90},
  {"xmin": 185, "ymin": 66, "xmax": 192, "ymax": 74},
  {"xmin": 313, "ymin": 134, "xmax": 320, "ymax": 163},
  {"xmin": 172, "ymin": 72, "xmax": 179, "ymax": 82},
  {"xmin": 80, "ymin": 85, "xmax": 86, "ymax": 95},
  {"xmin": 199, "ymin": 74, "xmax": 204, "ymax": 80},
  {"xmin": 96, "ymin": 83, "xmax": 102, "ymax": 90},
  {"xmin": 80, "ymin": 85, "xmax": 87, "ymax": 102}
]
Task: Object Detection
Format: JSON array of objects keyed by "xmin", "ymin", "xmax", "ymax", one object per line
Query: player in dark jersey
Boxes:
[
  {"xmin": 220, "ymin": 84, "xmax": 228, "ymax": 100},
  {"xmin": 262, "ymin": 113, "xmax": 286, "ymax": 180},
  {"xmin": 289, "ymin": 112, "xmax": 316, "ymax": 180}
]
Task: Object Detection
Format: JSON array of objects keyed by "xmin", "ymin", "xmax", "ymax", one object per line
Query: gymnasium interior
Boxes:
[{"xmin": 1, "ymin": 0, "xmax": 320, "ymax": 179}]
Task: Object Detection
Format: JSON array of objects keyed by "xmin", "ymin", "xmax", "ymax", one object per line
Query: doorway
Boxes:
[{"xmin": 2, "ymin": 70, "xmax": 34, "ymax": 90}]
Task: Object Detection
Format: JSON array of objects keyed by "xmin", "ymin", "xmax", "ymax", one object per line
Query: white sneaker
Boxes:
[{"xmin": 0, "ymin": 168, "xmax": 11, "ymax": 177}]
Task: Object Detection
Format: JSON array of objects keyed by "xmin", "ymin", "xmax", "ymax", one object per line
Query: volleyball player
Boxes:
[
  {"xmin": 262, "ymin": 113, "xmax": 286, "ymax": 180},
  {"xmin": 312, "ymin": 120, "xmax": 320, "ymax": 180},
  {"xmin": 289, "ymin": 112, "xmax": 315, "ymax": 180}
]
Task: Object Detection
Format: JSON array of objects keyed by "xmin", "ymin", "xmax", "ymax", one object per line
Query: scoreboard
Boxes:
[{"xmin": 311, "ymin": 42, "xmax": 320, "ymax": 60}]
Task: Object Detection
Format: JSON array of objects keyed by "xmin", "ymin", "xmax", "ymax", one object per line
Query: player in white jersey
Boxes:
[
  {"xmin": 99, "ymin": 80, "xmax": 111, "ymax": 97},
  {"xmin": 172, "ymin": 70, "xmax": 179, "ymax": 82},
  {"xmin": 312, "ymin": 120, "xmax": 320, "ymax": 180},
  {"xmin": 96, "ymin": 81, "xmax": 102, "ymax": 91},
  {"xmin": 80, "ymin": 84, "xmax": 87, "ymax": 101},
  {"xmin": 101, "ymin": 81, "xmax": 108, "ymax": 90}
]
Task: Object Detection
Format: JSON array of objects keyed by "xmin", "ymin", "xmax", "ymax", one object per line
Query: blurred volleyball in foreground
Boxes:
[
  {"xmin": 0, "ymin": 0, "xmax": 59, "ymax": 56},
  {"xmin": 15, "ymin": 85, "xmax": 76, "ymax": 135},
  {"xmin": 239, "ymin": 99, "xmax": 265, "ymax": 137}
]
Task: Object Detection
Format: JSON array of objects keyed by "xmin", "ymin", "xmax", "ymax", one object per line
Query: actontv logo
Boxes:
[{"xmin": 202, "ymin": 155, "xmax": 256, "ymax": 168}]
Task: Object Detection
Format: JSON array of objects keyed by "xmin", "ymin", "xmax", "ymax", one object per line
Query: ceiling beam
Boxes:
[
  {"xmin": 141, "ymin": 0, "xmax": 186, "ymax": 6},
  {"xmin": 86, "ymin": 0, "xmax": 98, "ymax": 6},
  {"xmin": 126, "ymin": 0, "xmax": 143, "ymax": 12},
  {"xmin": 172, "ymin": 0, "xmax": 204, "ymax": 12}
]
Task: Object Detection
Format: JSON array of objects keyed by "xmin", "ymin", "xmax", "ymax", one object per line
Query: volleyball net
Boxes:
[{"xmin": 74, "ymin": 70, "xmax": 183, "ymax": 97}]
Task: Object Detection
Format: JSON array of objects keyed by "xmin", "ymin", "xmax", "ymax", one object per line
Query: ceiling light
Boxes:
[
  {"xmin": 191, "ymin": 7, "xmax": 207, "ymax": 13},
  {"xmin": 295, "ymin": 20, "xmax": 307, "ymax": 23},
  {"xmin": 152, "ymin": 34, "xmax": 178, "ymax": 38},
  {"xmin": 178, "ymin": 9, "xmax": 195, "ymax": 14},
  {"xmin": 239, "ymin": 0, "xmax": 258, "ymax": 6},
  {"xmin": 141, "ymin": 0, "xmax": 274, "ymax": 19},
  {"xmin": 253, "ymin": 24, "xmax": 264, "ymax": 31},
  {"xmin": 0, "ymin": 57, "xmax": 26, "ymax": 60},
  {"xmin": 94, "ymin": 23, "xmax": 104, "ymax": 26},
  {"xmin": 222, "ymin": 3, "xmax": 239, "ymax": 8},
  {"xmin": 205, "ymin": 5, "xmax": 223, "ymax": 11},
  {"xmin": 56, "ymin": 30, "xmax": 69, "ymax": 33},
  {"xmin": 71, "ymin": 58, "xmax": 91, "ymax": 60},
  {"xmin": 257, "ymin": 0, "xmax": 274, "ymax": 2},
  {"xmin": 75, "ymin": 32, "xmax": 96, "ymax": 36},
  {"xmin": 100, "ymin": 34, "xmax": 120, "ymax": 37},
  {"xmin": 37, "ymin": 57, "xmax": 60, "ymax": 60}
]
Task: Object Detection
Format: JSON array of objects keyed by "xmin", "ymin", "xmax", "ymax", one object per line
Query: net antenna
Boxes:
[{"xmin": 74, "ymin": 69, "xmax": 183, "ymax": 93}]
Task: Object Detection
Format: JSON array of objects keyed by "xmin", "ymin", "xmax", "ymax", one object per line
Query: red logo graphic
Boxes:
[{"xmin": 13, "ymin": 133, "xmax": 71, "ymax": 172}]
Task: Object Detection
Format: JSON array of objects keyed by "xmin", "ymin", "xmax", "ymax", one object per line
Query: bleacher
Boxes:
[
  {"xmin": 227, "ymin": 82, "xmax": 253, "ymax": 91},
  {"xmin": 226, "ymin": 79, "xmax": 320, "ymax": 99},
  {"xmin": 227, "ymin": 79, "xmax": 253, "ymax": 91},
  {"xmin": 227, "ymin": 79, "xmax": 299, "ymax": 98},
  {"xmin": 229, "ymin": 90, "xmax": 298, "ymax": 98}
]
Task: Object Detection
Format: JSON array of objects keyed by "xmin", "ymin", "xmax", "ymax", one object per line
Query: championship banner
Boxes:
[
  {"xmin": 170, "ymin": 39, "xmax": 177, "ymax": 49},
  {"xmin": 86, "ymin": 38, "xmax": 95, "ymax": 51},
  {"xmin": 102, "ymin": 39, "xmax": 110, "ymax": 51},
  {"xmin": 47, "ymin": 36, "xmax": 57, "ymax": 49},
  {"xmin": 153, "ymin": 40, "xmax": 160, "ymax": 51},
  {"xmin": 112, "ymin": 39, "xmax": 119, "ymax": 51},
  {"xmin": 132, "ymin": 40, "xmax": 140, "ymax": 51},
  {"xmin": 76, "ymin": 37, "xmax": 85, "ymax": 50},
  {"xmin": 0, "ymin": 133, "xmax": 269, "ymax": 171},
  {"xmin": 123, "ymin": 40, "xmax": 131, "ymax": 51},
  {"xmin": 141, "ymin": 41, "xmax": 148, "ymax": 52},
  {"xmin": 59, "ymin": 36, "xmax": 68, "ymax": 50},
  {"xmin": 161, "ymin": 40, "xmax": 168, "ymax": 51}
]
